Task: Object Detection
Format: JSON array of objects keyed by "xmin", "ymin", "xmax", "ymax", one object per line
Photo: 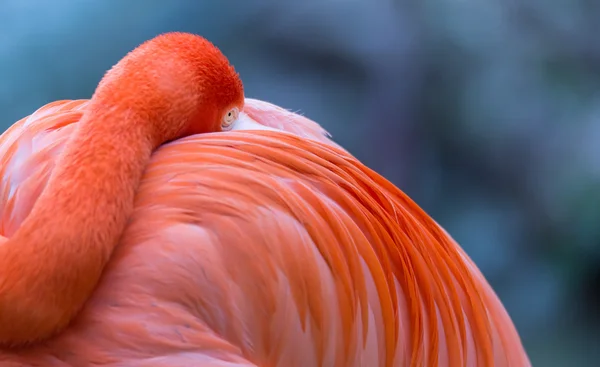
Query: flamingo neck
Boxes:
[{"xmin": 0, "ymin": 104, "xmax": 155, "ymax": 346}]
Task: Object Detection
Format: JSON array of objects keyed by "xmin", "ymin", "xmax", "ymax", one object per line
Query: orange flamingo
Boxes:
[{"xmin": 0, "ymin": 32, "xmax": 530, "ymax": 366}]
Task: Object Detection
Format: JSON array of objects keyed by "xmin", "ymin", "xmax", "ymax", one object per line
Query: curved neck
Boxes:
[{"xmin": 0, "ymin": 106, "xmax": 154, "ymax": 346}]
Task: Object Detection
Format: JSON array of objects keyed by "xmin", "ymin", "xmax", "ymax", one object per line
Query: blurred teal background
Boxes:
[{"xmin": 1, "ymin": 1, "xmax": 598, "ymax": 365}]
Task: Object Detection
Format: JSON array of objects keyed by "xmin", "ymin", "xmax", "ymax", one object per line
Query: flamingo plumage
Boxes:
[{"xmin": 0, "ymin": 33, "xmax": 530, "ymax": 366}]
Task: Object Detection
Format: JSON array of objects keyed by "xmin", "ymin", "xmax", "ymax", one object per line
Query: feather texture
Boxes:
[{"xmin": 0, "ymin": 99, "xmax": 530, "ymax": 366}]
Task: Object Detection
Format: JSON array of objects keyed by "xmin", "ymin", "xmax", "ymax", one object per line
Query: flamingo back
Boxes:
[{"xmin": 0, "ymin": 99, "xmax": 530, "ymax": 366}]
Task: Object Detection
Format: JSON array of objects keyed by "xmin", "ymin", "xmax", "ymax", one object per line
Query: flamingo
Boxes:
[{"xmin": 0, "ymin": 32, "xmax": 530, "ymax": 366}]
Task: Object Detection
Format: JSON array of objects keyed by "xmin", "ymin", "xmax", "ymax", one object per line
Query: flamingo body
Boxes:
[{"xmin": 0, "ymin": 98, "xmax": 530, "ymax": 366}]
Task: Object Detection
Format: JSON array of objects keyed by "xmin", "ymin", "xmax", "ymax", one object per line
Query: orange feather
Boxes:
[{"xmin": 0, "ymin": 33, "xmax": 530, "ymax": 366}]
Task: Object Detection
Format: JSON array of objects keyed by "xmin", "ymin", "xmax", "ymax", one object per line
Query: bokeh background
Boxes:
[{"xmin": 1, "ymin": 1, "xmax": 598, "ymax": 365}]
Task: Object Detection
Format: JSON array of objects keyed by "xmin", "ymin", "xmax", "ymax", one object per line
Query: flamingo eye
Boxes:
[{"xmin": 221, "ymin": 107, "xmax": 239, "ymax": 130}]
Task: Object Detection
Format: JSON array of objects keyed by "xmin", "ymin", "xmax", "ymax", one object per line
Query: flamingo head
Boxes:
[{"xmin": 90, "ymin": 32, "xmax": 245, "ymax": 145}]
